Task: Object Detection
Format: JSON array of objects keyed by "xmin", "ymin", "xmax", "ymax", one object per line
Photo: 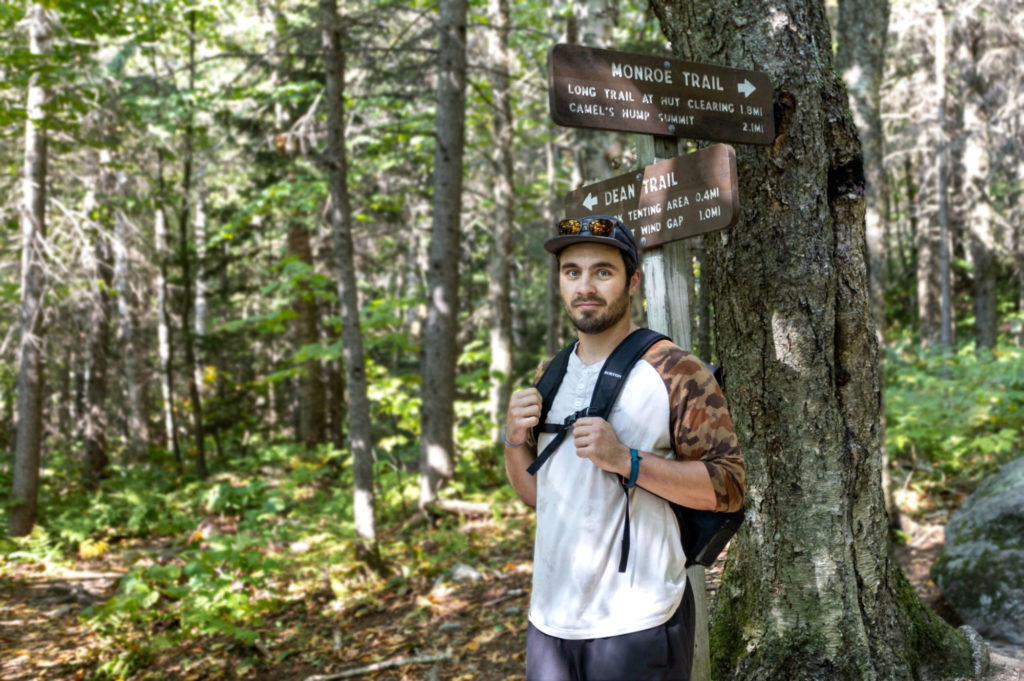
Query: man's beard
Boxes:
[{"xmin": 565, "ymin": 287, "xmax": 631, "ymax": 335}]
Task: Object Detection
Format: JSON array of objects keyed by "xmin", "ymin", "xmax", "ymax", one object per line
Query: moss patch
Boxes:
[{"xmin": 893, "ymin": 568, "xmax": 974, "ymax": 679}]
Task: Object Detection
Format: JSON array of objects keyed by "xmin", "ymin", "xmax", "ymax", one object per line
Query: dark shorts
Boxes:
[{"xmin": 525, "ymin": 584, "xmax": 695, "ymax": 681}]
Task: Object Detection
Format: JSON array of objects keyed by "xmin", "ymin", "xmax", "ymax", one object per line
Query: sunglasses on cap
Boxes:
[{"xmin": 556, "ymin": 216, "xmax": 620, "ymax": 237}]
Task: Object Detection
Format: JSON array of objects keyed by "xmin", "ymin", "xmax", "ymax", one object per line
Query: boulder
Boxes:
[{"xmin": 931, "ymin": 456, "xmax": 1024, "ymax": 647}]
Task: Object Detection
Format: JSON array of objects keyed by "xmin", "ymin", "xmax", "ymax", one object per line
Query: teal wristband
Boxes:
[{"xmin": 625, "ymin": 448, "xmax": 642, "ymax": 489}]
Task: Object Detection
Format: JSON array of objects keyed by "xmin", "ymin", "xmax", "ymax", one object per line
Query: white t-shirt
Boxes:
[{"xmin": 528, "ymin": 346, "xmax": 688, "ymax": 640}]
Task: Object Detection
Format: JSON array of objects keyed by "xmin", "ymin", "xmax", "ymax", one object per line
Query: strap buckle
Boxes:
[{"xmin": 563, "ymin": 407, "xmax": 592, "ymax": 427}]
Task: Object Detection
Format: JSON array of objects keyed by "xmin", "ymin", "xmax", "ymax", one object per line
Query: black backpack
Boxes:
[{"xmin": 529, "ymin": 328, "xmax": 744, "ymax": 571}]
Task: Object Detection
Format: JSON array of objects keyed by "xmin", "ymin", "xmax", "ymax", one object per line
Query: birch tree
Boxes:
[{"xmin": 8, "ymin": 2, "xmax": 51, "ymax": 536}]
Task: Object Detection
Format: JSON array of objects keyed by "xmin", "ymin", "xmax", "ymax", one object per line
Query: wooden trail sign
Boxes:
[
  {"xmin": 549, "ymin": 44, "xmax": 774, "ymax": 145},
  {"xmin": 564, "ymin": 143, "xmax": 739, "ymax": 249}
]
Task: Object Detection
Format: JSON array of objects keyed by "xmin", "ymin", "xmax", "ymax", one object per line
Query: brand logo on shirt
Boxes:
[{"xmin": 603, "ymin": 370, "xmax": 623, "ymax": 378}]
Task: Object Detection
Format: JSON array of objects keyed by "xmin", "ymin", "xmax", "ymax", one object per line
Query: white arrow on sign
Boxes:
[
  {"xmin": 738, "ymin": 79, "xmax": 756, "ymax": 98},
  {"xmin": 582, "ymin": 193, "xmax": 599, "ymax": 211}
]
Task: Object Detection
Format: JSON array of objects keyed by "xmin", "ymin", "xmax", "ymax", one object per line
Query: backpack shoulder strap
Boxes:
[
  {"xmin": 588, "ymin": 329, "xmax": 670, "ymax": 418},
  {"xmin": 532, "ymin": 341, "xmax": 575, "ymax": 440}
]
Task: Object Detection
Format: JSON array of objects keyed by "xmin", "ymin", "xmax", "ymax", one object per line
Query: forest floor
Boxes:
[{"xmin": 2, "ymin": 512, "xmax": 1023, "ymax": 681}]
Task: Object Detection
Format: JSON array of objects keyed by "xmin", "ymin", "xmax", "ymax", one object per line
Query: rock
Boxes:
[
  {"xmin": 449, "ymin": 562, "xmax": 482, "ymax": 583},
  {"xmin": 932, "ymin": 456, "xmax": 1024, "ymax": 647}
]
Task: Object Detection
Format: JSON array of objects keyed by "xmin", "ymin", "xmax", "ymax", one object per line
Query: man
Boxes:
[{"xmin": 502, "ymin": 215, "xmax": 745, "ymax": 681}]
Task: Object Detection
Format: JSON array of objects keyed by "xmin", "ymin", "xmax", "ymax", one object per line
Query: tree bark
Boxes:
[
  {"xmin": 321, "ymin": 0, "xmax": 382, "ymax": 570},
  {"xmin": 487, "ymin": 0, "xmax": 514, "ymax": 432},
  {"xmin": 288, "ymin": 224, "xmax": 328, "ymax": 447},
  {"xmin": 835, "ymin": 0, "xmax": 890, "ymax": 340},
  {"xmin": 418, "ymin": 0, "xmax": 467, "ymax": 507},
  {"xmin": 155, "ymin": 153, "xmax": 183, "ymax": 470},
  {"xmin": 113, "ymin": 208, "xmax": 150, "ymax": 457},
  {"xmin": 649, "ymin": 0, "xmax": 977, "ymax": 678},
  {"xmin": 544, "ymin": 124, "xmax": 563, "ymax": 357},
  {"xmin": 179, "ymin": 8, "xmax": 208, "ymax": 479},
  {"xmin": 82, "ymin": 147, "xmax": 115, "ymax": 486},
  {"xmin": 960, "ymin": 19, "xmax": 997, "ymax": 349},
  {"xmin": 934, "ymin": 4, "xmax": 953, "ymax": 350},
  {"xmin": 9, "ymin": 1, "xmax": 51, "ymax": 537}
]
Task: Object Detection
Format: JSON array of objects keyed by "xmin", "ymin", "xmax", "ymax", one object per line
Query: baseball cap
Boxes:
[{"xmin": 544, "ymin": 215, "xmax": 638, "ymax": 266}]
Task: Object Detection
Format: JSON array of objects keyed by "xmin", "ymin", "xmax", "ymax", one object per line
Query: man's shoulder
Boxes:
[{"xmin": 641, "ymin": 338, "xmax": 707, "ymax": 378}]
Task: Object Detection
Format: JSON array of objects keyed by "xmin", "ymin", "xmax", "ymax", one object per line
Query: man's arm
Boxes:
[
  {"xmin": 573, "ymin": 346, "xmax": 745, "ymax": 512},
  {"xmin": 503, "ymin": 387, "xmax": 541, "ymax": 508},
  {"xmin": 572, "ymin": 417, "xmax": 718, "ymax": 510}
]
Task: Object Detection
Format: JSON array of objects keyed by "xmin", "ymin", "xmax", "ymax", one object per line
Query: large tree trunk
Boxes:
[
  {"xmin": 835, "ymin": 0, "xmax": 890, "ymax": 340},
  {"xmin": 486, "ymin": 0, "xmax": 514, "ymax": 433},
  {"xmin": 321, "ymin": 0, "xmax": 382, "ymax": 571},
  {"xmin": 650, "ymin": 1, "xmax": 978, "ymax": 678},
  {"xmin": 834, "ymin": 0, "xmax": 896, "ymax": 524},
  {"xmin": 418, "ymin": 0, "xmax": 467, "ymax": 508},
  {"xmin": 9, "ymin": 2, "xmax": 51, "ymax": 537}
]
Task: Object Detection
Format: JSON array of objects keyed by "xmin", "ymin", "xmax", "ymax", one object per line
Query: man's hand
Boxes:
[
  {"xmin": 505, "ymin": 388, "xmax": 541, "ymax": 447},
  {"xmin": 572, "ymin": 417, "xmax": 629, "ymax": 476}
]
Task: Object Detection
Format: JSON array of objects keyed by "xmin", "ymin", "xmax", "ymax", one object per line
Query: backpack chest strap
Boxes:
[{"xmin": 527, "ymin": 408, "xmax": 594, "ymax": 474}]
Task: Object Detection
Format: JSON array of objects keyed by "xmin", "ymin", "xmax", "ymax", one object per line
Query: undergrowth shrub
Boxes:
[{"xmin": 885, "ymin": 339, "xmax": 1024, "ymax": 490}]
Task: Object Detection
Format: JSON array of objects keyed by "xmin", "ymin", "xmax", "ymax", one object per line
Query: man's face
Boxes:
[{"xmin": 558, "ymin": 242, "xmax": 638, "ymax": 335}]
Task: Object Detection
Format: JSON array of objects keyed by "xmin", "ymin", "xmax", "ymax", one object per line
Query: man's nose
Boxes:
[{"xmin": 576, "ymin": 273, "xmax": 597, "ymax": 293}]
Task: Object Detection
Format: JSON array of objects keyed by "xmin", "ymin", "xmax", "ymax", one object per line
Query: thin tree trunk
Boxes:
[
  {"xmin": 320, "ymin": 0, "xmax": 383, "ymax": 570},
  {"xmin": 419, "ymin": 0, "xmax": 467, "ymax": 508},
  {"xmin": 82, "ymin": 147, "xmax": 115, "ymax": 486},
  {"xmin": 179, "ymin": 8, "xmax": 208, "ymax": 479},
  {"xmin": 650, "ymin": 0, "xmax": 978, "ymax": 677},
  {"xmin": 193, "ymin": 165, "xmax": 210, "ymax": 390},
  {"xmin": 1017, "ymin": 218, "xmax": 1024, "ymax": 346},
  {"xmin": 935, "ymin": 3, "xmax": 952, "ymax": 350},
  {"xmin": 155, "ymin": 153, "xmax": 182, "ymax": 470},
  {"xmin": 544, "ymin": 123, "xmax": 562, "ymax": 357},
  {"xmin": 961, "ymin": 21, "xmax": 997, "ymax": 349},
  {"xmin": 487, "ymin": 0, "xmax": 514, "ymax": 432},
  {"xmin": 288, "ymin": 224, "xmax": 327, "ymax": 447},
  {"xmin": 9, "ymin": 2, "xmax": 51, "ymax": 537},
  {"xmin": 113, "ymin": 209, "xmax": 149, "ymax": 457}
]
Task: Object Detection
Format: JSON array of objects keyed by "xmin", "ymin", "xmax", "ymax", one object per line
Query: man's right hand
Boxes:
[{"xmin": 505, "ymin": 387, "xmax": 542, "ymax": 447}]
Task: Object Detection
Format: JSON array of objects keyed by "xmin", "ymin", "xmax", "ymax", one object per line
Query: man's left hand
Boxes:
[{"xmin": 572, "ymin": 417, "xmax": 629, "ymax": 477}]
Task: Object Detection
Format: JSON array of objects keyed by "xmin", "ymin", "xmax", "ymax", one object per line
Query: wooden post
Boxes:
[{"xmin": 636, "ymin": 134, "xmax": 709, "ymax": 681}]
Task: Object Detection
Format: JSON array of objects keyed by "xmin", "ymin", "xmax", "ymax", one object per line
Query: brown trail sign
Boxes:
[
  {"xmin": 565, "ymin": 143, "xmax": 739, "ymax": 249},
  {"xmin": 549, "ymin": 44, "xmax": 774, "ymax": 146}
]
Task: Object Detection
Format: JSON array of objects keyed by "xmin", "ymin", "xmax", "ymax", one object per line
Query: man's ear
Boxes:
[{"xmin": 628, "ymin": 269, "xmax": 641, "ymax": 296}]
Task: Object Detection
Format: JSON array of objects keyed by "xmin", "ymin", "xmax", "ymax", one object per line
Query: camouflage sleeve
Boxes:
[{"xmin": 645, "ymin": 341, "xmax": 746, "ymax": 512}]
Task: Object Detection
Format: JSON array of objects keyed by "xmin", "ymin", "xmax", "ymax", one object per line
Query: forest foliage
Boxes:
[{"xmin": 1, "ymin": 0, "xmax": 1023, "ymax": 677}]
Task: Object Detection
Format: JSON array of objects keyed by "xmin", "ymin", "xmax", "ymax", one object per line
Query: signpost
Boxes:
[
  {"xmin": 550, "ymin": 42, "xmax": 768, "ymax": 681},
  {"xmin": 549, "ymin": 44, "xmax": 774, "ymax": 145},
  {"xmin": 564, "ymin": 143, "xmax": 739, "ymax": 249}
]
